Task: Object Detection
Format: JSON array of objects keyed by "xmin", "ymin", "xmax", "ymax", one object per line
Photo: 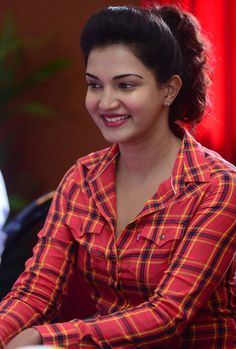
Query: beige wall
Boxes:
[{"xmin": 0, "ymin": 0, "xmax": 138, "ymax": 200}]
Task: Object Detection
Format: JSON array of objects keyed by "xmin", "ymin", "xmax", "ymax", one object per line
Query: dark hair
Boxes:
[{"xmin": 80, "ymin": 5, "xmax": 211, "ymax": 137}]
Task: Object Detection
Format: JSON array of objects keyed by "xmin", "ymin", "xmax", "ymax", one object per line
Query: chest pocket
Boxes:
[
  {"xmin": 64, "ymin": 212, "xmax": 109, "ymax": 277},
  {"xmin": 127, "ymin": 225, "xmax": 185, "ymax": 290}
]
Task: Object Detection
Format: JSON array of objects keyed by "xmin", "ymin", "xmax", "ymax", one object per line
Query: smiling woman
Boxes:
[
  {"xmin": 85, "ymin": 45, "xmax": 181, "ymax": 147},
  {"xmin": 0, "ymin": 4, "xmax": 235, "ymax": 349}
]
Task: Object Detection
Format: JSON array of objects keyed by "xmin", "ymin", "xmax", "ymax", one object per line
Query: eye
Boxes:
[
  {"xmin": 87, "ymin": 82, "xmax": 102, "ymax": 89},
  {"xmin": 119, "ymin": 82, "xmax": 135, "ymax": 90}
]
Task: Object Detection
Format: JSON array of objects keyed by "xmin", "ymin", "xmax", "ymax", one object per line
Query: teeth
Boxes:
[{"xmin": 104, "ymin": 115, "xmax": 129, "ymax": 122}]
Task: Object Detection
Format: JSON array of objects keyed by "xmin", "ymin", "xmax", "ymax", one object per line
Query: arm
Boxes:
[
  {"xmin": 0, "ymin": 169, "xmax": 77, "ymax": 347},
  {"xmin": 33, "ymin": 173, "xmax": 236, "ymax": 348}
]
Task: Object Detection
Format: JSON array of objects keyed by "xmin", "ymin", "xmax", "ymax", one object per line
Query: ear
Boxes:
[{"xmin": 163, "ymin": 75, "xmax": 182, "ymax": 107}]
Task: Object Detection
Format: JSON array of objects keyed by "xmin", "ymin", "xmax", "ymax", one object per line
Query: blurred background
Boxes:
[{"xmin": 0, "ymin": 0, "xmax": 235, "ymax": 215}]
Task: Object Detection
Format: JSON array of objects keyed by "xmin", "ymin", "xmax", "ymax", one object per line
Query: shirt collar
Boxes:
[
  {"xmin": 85, "ymin": 143, "xmax": 119, "ymax": 183},
  {"xmin": 171, "ymin": 130, "xmax": 210, "ymax": 195},
  {"xmin": 83, "ymin": 130, "xmax": 210, "ymax": 188}
]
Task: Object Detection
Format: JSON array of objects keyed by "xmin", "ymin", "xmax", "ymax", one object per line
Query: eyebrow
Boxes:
[{"xmin": 85, "ymin": 73, "xmax": 143, "ymax": 80}]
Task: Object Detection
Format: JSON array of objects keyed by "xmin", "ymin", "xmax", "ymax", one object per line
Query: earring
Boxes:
[{"xmin": 164, "ymin": 101, "xmax": 171, "ymax": 107}]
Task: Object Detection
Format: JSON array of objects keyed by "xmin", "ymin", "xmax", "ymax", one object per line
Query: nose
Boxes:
[{"xmin": 98, "ymin": 88, "xmax": 120, "ymax": 111}]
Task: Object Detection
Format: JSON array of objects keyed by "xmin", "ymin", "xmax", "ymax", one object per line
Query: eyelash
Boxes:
[
  {"xmin": 87, "ymin": 82, "xmax": 135, "ymax": 90},
  {"xmin": 118, "ymin": 82, "xmax": 135, "ymax": 89},
  {"xmin": 87, "ymin": 82, "xmax": 102, "ymax": 89}
]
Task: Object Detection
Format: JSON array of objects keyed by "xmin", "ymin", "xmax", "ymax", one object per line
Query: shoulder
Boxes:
[
  {"xmin": 185, "ymin": 131, "xmax": 236, "ymax": 182},
  {"xmin": 56, "ymin": 147, "xmax": 112, "ymax": 195},
  {"xmin": 199, "ymin": 146, "xmax": 236, "ymax": 206},
  {"xmin": 76, "ymin": 147, "xmax": 111, "ymax": 169},
  {"xmin": 203, "ymin": 145, "xmax": 236, "ymax": 174},
  {"xmin": 183, "ymin": 132, "xmax": 236, "ymax": 201},
  {"xmin": 203, "ymin": 146, "xmax": 236, "ymax": 185}
]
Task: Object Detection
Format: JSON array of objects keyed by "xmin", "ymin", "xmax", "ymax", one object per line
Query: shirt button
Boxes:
[{"xmin": 159, "ymin": 233, "xmax": 165, "ymax": 240}]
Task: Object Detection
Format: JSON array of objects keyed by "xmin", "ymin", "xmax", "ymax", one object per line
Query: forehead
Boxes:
[{"xmin": 86, "ymin": 44, "xmax": 154, "ymax": 78}]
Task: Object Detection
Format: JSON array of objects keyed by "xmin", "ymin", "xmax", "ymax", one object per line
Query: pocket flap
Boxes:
[
  {"xmin": 139, "ymin": 225, "xmax": 184, "ymax": 247},
  {"xmin": 64, "ymin": 212, "xmax": 105, "ymax": 238}
]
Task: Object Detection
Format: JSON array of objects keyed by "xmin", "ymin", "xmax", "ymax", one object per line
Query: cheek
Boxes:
[
  {"xmin": 122, "ymin": 97, "xmax": 142, "ymax": 114},
  {"xmin": 85, "ymin": 93, "xmax": 97, "ymax": 114},
  {"xmin": 123, "ymin": 92, "xmax": 152, "ymax": 114}
]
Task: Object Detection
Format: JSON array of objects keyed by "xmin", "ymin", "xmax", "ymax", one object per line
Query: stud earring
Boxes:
[{"xmin": 164, "ymin": 101, "xmax": 171, "ymax": 107}]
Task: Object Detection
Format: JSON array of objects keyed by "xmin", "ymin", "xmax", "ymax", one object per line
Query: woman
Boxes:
[{"xmin": 1, "ymin": 5, "xmax": 235, "ymax": 349}]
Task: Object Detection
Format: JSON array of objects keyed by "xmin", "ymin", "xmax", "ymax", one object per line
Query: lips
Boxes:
[
  {"xmin": 103, "ymin": 114, "xmax": 129, "ymax": 121},
  {"xmin": 101, "ymin": 114, "xmax": 130, "ymax": 127}
]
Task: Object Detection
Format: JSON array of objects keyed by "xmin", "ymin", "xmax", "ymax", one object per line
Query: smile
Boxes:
[
  {"xmin": 101, "ymin": 114, "xmax": 130, "ymax": 127},
  {"xmin": 103, "ymin": 115, "xmax": 130, "ymax": 122}
]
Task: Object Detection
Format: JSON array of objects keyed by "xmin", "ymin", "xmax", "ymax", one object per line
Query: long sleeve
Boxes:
[
  {"xmin": 0, "ymin": 169, "xmax": 77, "ymax": 347},
  {"xmin": 34, "ymin": 172, "xmax": 236, "ymax": 348},
  {"xmin": 1, "ymin": 135, "xmax": 235, "ymax": 348}
]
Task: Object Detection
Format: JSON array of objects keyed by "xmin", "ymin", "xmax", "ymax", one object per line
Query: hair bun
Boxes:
[{"xmin": 156, "ymin": 5, "xmax": 211, "ymax": 127}]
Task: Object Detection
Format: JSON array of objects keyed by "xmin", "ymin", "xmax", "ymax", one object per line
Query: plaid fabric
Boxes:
[{"xmin": 0, "ymin": 132, "xmax": 235, "ymax": 348}]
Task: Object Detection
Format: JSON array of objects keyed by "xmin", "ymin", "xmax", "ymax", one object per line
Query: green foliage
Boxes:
[
  {"xmin": 0, "ymin": 13, "xmax": 72, "ymax": 211},
  {"xmin": 8, "ymin": 193, "xmax": 28, "ymax": 212},
  {"xmin": 0, "ymin": 13, "xmax": 71, "ymax": 122}
]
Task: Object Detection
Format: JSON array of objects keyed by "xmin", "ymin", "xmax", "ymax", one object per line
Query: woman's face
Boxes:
[{"xmin": 85, "ymin": 44, "xmax": 170, "ymax": 146}]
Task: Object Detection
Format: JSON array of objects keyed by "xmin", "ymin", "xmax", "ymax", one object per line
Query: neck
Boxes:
[{"xmin": 118, "ymin": 128, "xmax": 182, "ymax": 180}]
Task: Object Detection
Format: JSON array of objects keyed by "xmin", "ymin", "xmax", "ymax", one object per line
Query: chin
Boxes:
[{"xmin": 100, "ymin": 128, "xmax": 132, "ymax": 145}]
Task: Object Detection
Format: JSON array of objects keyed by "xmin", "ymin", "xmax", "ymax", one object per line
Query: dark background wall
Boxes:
[{"xmin": 0, "ymin": 0, "xmax": 138, "ymax": 205}]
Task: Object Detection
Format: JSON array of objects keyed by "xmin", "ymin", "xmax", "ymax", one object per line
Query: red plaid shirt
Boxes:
[{"xmin": 0, "ymin": 132, "xmax": 236, "ymax": 348}]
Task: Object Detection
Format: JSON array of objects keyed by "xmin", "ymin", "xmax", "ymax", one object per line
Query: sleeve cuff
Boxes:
[{"xmin": 34, "ymin": 320, "xmax": 97, "ymax": 348}]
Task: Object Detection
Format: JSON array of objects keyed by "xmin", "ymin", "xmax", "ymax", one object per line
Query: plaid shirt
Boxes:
[{"xmin": 0, "ymin": 132, "xmax": 235, "ymax": 348}]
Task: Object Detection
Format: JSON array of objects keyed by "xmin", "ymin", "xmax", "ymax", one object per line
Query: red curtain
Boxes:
[{"xmin": 140, "ymin": 0, "xmax": 236, "ymax": 164}]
